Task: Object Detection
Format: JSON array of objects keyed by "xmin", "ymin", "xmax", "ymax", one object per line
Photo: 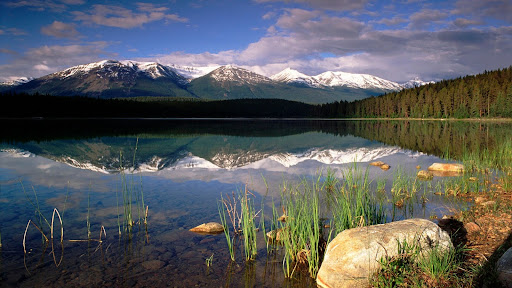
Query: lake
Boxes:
[{"xmin": 0, "ymin": 119, "xmax": 510, "ymax": 287}]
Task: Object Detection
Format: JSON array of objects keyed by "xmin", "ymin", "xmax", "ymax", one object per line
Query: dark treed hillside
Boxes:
[{"xmin": 318, "ymin": 66, "xmax": 512, "ymax": 118}]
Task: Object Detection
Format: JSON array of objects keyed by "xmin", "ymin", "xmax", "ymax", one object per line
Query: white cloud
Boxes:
[
  {"xmin": 0, "ymin": 27, "xmax": 28, "ymax": 36},
  {"xmin": 254, "ymin": 0, "xmax": 368, "ymax": 11},
  {"xmin": 408, "ymin": 9, "xmax": 449, "ymax": 29},
  {"xmin": 3, "ymin": 0, "xmax": 83, "ymax": 12},
  {"xmin": 0, "ymin": 42, "xmax": 114, "ymax": 82},
  {"xmin": 41, "ymin": 21, "xmax": 80, "ymax": 39},
  {"xmin": 453, "ymin": 0, "xmax": 512, "ymax": 23},
  {"xmin": 72, "ymin": 3, "xmax": 188, "ymax": 29}
]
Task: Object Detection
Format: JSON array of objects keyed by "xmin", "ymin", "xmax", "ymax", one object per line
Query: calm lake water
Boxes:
[{"xmin": 0, "ymin": 119, "xmax": 510, "ymax": 287}]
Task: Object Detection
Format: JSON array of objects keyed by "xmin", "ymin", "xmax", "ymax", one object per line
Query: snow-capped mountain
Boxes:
[
  {"xmin": 6, "ymin": 59, "xmax": 424, "ymax": 103},
  {"xmin": 0, "ymin": 77, "xmax": 33, "ymax": 87},
  {"xmin": 270, "ymin": 68, "xmax": 322, "ymax": 88},
  {"xmin": 10, "ymin": 59, "xmax": 192, "ymax": 98},
  {"xmin": 168, "ymin": 64, "xmax": 220, "ymax": 80},
  {"xmin": 400, "ymin": 77, "xmax": 435, "ymax": 89},
  {"xmin": 271, "ymin": 68, "xmax": 402, "ymax": 91},
  {"xmin": 315, "ymin": 71, "xmax": 402, "ymax": 90},
  {"xmin": 53, "ymin": 60, "xmax": 188, "ymax": 85},
  {"xmin": 207, "ymin": 65, "xmax": 273, "ymax": 85}
]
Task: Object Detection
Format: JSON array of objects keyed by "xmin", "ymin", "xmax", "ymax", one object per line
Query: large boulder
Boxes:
[
  {"xmin": 317, "ymin": 218, "xmax": 453, "ymax": 288},
  {"xmin": 497, "ymin": 247, "xmax": 512, "ymax": 287}
]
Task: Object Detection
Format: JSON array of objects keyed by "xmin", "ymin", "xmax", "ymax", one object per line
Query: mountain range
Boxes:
[{"xmin": 1, "ymin": 60, "xmax": 433, "ymax": 104}]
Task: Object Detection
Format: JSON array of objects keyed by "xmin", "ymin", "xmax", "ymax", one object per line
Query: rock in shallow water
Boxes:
[
  {"xmin": 316, "ymin": 218, "xmax": 453, "ymax": 288},
  {"xmin": 428, "ymin": 163, "xmax": 464, "ymax": 172},
  {"xmin": 417, "ymin": 170, "xmax": 434, "ymax": 180},
  {"xmin": 189, "ymin": 222, "xmax": 224, "ymax": 234}
]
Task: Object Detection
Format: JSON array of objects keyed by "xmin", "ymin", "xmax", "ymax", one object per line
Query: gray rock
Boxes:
[
  {"xmin": 497, "ymin": 247, "xmax": 512, "ymax": 287},
  {"xmin": 316, "ymin": 218, "xmax": 453, "ymax": 288}
]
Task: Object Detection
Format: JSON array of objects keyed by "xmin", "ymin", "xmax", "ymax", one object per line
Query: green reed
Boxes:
[
  {"xmin": 240, "ymin": 187, "xmax": 258, "ymax": 261},
  {"xmin": 279, "ymin": 174, "xmax": 322, "ymax": 278},
  {"xmin": 329, "ymin": 164, "xmax": 386, "ymax": 235},
  {"xmin": 117, "ymin": 138, "xmax": 147, "ymax": 236},
  {"xmin": 218, "ymin": 196, "xmax": 235, "ymax": 261}
]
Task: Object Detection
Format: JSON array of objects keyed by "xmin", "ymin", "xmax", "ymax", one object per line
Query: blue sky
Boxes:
[{"xmin": 1, "ymin": 0, "xmax": 511, "ymax": 82}]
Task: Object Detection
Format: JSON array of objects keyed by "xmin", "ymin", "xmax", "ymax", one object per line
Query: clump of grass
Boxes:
[
  {"xmin": 279, "ymin": 175, "xmax": 322, "ymax": 278},
  {"xmin": 371, "ymin": 239, "xmax": 464, "ymax": 287},
  {"xmin": 117, "ymin": 137, "xmax": 148, "ymax": 237},
  {"xmin": 239, "ymin": 186, "xmax": 258, "ymax": 261},
  {"xmin": 329, "ymin": 164, "xmax": 387, "ymax": 235},
  {"xmin": 218, "ymin": 185, "xmax": 261, "ymax": 262}
]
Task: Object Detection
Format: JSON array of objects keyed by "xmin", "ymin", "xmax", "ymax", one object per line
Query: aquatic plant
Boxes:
[
  {"xmin": 117, "ymin": 137, "xmax": 148, "ymax": 237},
  {"xmin": 329, "ymin": 164, "xmax": 387, "ymax": 235},
  {"xmin": 279, "ymin": 175, "xmax": 322, "ymax": 278},
  {"xmin": 218, "ymin": 196, "xmax": 235, "ymax": 261},
  {"xmin": 239, "ymin": 186, "xmax": 259, "ymax": 261}
]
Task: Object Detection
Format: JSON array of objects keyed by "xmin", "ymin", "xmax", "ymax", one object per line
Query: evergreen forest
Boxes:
[{"xmin": 318, "ymin": 66, "xmax": 512, "ymax": 118}]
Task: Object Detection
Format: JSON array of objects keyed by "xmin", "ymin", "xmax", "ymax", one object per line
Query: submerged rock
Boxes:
[
  {"xmin": 317, "ymin": 218, "xmax": 452, "ymax": 288},
  {"xmin": 417, "ymin": 170, "xmax": 434, "ymax": 180},
  {"xmin": 189, "ymin": 222, "xmax": 224, "ymax": 234},
  {"xmin": 266, "ymin": 228, "xmax": 286, "ymax": 242},
  {"xmin": 497, "ymin": 247, "xmax": 512, "ymax": 287},
  {"xmin": 142, "ymin": 260, "xmax": 165, "ymax": 270},
  {"xmin": 428, "ymin": 163, "xmax": 464, "ymax": 172}
]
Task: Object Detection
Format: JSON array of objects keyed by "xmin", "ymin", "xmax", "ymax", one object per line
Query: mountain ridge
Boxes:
[{"xmin": 1, "ymin": 60, "xmax": 433, "ymax": 104}]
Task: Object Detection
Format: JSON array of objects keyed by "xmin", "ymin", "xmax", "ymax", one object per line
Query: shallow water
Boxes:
[{"xmin": 0, "ymin": 119, "xmax": 509, "ymax": 287}]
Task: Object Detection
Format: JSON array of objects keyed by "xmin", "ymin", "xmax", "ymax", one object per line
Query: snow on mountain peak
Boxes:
[
  {"xmin": 0, "ymin": 77, "xmax": 33, "ymax": 86},
  {"xmin": 271, "ymin": 68, "xmax": 402, "ymax": 90},
  {"xmin": 400, "ymin": 77, "xmax": 435, "ymax": 89},
  {"xmin": 314, "ymin": 71, "xmax": 402, "ymax": 90},
  {"xmin": 169, "ymin": 64, "xmax": 220, "ymax": 79},
  {"xmin": 270, "ymin": 68, "xmax": 322, "ymax": 87},
  {"xmin": 209, "ymin": 65, "xmax": 272, "ymax": 84}
]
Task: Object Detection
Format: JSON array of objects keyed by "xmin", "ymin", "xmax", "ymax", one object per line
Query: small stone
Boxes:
[
  {"xmin": 417, "ymin": 170, "xmax": 434, "ymax": 180},
  {"xmin": 380, "ymin": 164, "xmax": 390, "ymax": 170},
  {"xmin": 142, "ymin": 260, "xmax": 165, "ymax": 270},
  {"xmin": 189, "ymin": 222, "xmax": 224, "ymax": 234},
  {"xmin": 370, "ymin": 161, "xmax": 385, "ymax": 167}
]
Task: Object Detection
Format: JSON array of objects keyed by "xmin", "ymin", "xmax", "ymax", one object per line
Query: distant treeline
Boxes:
[
  {"xmin": 0, "ymin": 93, "xmax": 316, "ymax": 118},
  {"xmin": 1, "ymin": 66, "xmax": 511, "ymax": 118},
  {"xmin": 318, "ymin": 66, "xmax": 512, "ymax": 118}
]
